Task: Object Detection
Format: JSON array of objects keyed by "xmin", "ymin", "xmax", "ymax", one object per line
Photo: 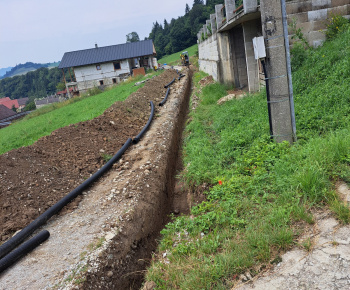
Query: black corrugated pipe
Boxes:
[
  {"xmin": 133, "ymin": 101, "xmax": 154, "ymax": 144},
  {"xmin": 178, "ymin": 74, "xmax": 185, "ymax": 81},
  {"xmin": 159, "ymin": 88, "xmax": 170, "ymax": 106},
  {"xmin": 0, "ymin": 138, "xmax": 133, "ymax": 260},
  {"xmin": 0, "ymin": 230, "xmax": 50, "ymax": 274},
  {"xmin": 261, "ymin": 59, "xmax": 273, "ymax": 138},
  {"xmin": 164, "ymin": 78, "xmax": 175, "ymax": 88}
]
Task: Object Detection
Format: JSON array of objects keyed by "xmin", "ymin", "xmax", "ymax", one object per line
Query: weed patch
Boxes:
[{"xmin": 146, "ymin": 27, "xmax": 350, "ymax": 289}]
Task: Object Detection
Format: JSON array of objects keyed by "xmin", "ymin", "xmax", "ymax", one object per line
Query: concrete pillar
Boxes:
[
  {"xmin": 260, "ymin": 0, "xmax": 295, "ymax": 143},
  {"xmin": 217, "ymin": 31, "xmax": 235, "ymax": 86},
  {"xmin": 203, "ymin": 24, "xmax": 207, "ymax": 37},
  {"xmin": 206, "ymin": 20, "xmax": 212, "ymax": 35},
  {"xmin": 244, "ymin": 0, "xmax": 258, "ymax": 13},
  {"xmin": 197, "ymin": 32, "xmax": 201, "ymax": 43},
  {"xmin": 242, "ymin": 19, "xmax": 261, "ymax": 92},
  {"xmin": 215, "ymin": 4, "xmax": 224, "ymax": 30},
  {"xmin": 225, "ymin": 0, "xmax": 236, "ymax": 20},
  {"xmin": 210, "ymin": 14, "xmax": 217, "ymax": 34}
]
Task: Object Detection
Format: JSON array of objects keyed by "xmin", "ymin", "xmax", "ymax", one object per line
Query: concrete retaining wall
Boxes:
[
  {"xmin": 198, "ymin": 0, "xmax": 350, "ymax": 89},
  {"xmin": 287, "ymin": 0, "xmax": 350, "ymax": 47},
  {"xmin": 198, "ymin": 34, "xmax": 220, "ymax": 81}
]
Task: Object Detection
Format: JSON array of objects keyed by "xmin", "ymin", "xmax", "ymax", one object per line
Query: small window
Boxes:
[
  {"xmin": 96, "ymin": 64, "xmax": 101, "ymax": 70},
  {"xmin": 99, "ymin": 80, "xmax": 104, "ymax": 86},
  {"xmin": 113, "ymin": 62, "xmax": 121, "ymax": 70},
  {"xmin": 112, "ymin": 78, "xmax": 117, "ymax": 84}
]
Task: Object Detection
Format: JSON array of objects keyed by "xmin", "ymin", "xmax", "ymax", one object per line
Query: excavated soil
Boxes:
[
  {"xmin": 0, "ymin": 68, "xmax": 192, "ymax": 289},
  {"xmin": 0, "ymin": 70, "xmax": 178, "ymax": 242}
]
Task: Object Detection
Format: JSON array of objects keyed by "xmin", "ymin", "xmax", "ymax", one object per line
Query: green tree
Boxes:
[
  {"xmin": 126, "ymin": 32, "xmax": 140, "ymax": 42},
  {"xmin": 56, "ymin": 82, "xmax": 66, "ymax": 91},
  {"xmin": 11, "ymin": 104, "xmax": 17, "ymax": 112},
  {"xmin": 185, "ymin": 3, "xmax": 190, "ymax": 14}
]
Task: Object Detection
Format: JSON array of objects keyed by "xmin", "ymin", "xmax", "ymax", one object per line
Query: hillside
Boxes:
[
  {"xmin": 145, "ymin": 22, "xmax": 350, "ymax": 288},
  {"xmin": 0, "ymin": 67, "xmax": 13, "ymax": 78},
  {"xmin": 0, "ymin": 62, "xmax": 59, "ymax": 80}
]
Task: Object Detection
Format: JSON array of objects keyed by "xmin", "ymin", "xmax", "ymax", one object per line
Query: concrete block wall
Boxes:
[
  {"xmin": 198, "ymin": 34, "xmax": 220, "ymax": 81},
  {"xmin": 198, "ymin": 0, "xmax": 350, "ymax": 92},
  {"xmin": 286, "ymin": 0, "xmax": 350, "ymax": 47},
  {"xmin": 243, "ymin": 19, "xmax": 261, "ymax": 92}
]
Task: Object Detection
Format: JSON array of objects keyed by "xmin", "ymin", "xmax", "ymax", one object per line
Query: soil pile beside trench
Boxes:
[
  {"xmin": 0, "ymin": 69, "xmax": 177, "ymax": 241},
  {"xmin": 0, "ymin": 68, "xmax": 191, "ymax": 289}
]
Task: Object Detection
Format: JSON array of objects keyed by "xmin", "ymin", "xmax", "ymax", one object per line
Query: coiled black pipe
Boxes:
[
  {"xmin": 0, "ymin": 138, "xmax": 133, "ymax": 260},
  {"xmin": 164, "ymin": 78, "xmax": 175, "ymax": 88},
  {"xmin": 159, "ymin": 88, "xmax": 170, "ymax": 106},
  {"xmin": 133, "ymin": 101, "xmax": 154, "ymax": 144},
  {"xmin": 0, "ymin": 230, "xmax": 50, "ymax": 274}
]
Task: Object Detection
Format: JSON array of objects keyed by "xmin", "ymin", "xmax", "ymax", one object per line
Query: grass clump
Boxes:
[{"xmin": 146, "ymin": 26, "xmax": 350, "ymax": 289}]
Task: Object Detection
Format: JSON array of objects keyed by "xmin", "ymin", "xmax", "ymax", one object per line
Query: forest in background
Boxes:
[
  {"xmin": 148, "ymin": 0, "xmax": 224, "ymax": 59},
  {"xmin": 0, "ymin": 0, "xmax": 224, "ymax": 105}
]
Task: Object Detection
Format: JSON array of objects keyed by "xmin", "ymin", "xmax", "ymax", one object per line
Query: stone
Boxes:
[{"xmin": 217, "ymin": 94, "xmax": 236, "ymax": 105}]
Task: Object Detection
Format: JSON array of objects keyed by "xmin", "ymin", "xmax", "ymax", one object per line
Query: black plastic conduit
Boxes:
[
  {"xmin": 261, "ymin": 59, "xmax": 273, "ymax": 138},
  {"xmin": 0, "ymin": 138, "xmax": 133, "ymax": 260},
  {"xmin": 133, "ymin": 101, "xmax": 154, "ymax": 144},
  {"xmin": 159, "ymin": 87, "xmax": 170, "ymax": 106},
  {"xmin": 0, "ymin": 230, "xmax": 50, "ymax": 274},
  {"xmin": 178, "ymin": 74, "xmax": 185, "ymax": 81},
  {"xmin": 164, "ymin": 78, "xmax": 175, "ymax": 88}
]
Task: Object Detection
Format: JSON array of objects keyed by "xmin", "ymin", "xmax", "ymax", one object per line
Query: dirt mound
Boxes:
[
  {"xmin": 0, "ymin": 70, "xmax": 178, "ymax": 242},
  {"xmin": 199, "ymin": 75, "xmax": 214, "ymax": 87}
]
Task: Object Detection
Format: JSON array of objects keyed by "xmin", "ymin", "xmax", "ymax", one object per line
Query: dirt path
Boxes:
[
  {"xmin": 0, "ymin": 68, "xmax": 191, "ymax": 289},
  {"xmin": 235, "ymin": 183, "xmax": 350, "ymax": 290}
]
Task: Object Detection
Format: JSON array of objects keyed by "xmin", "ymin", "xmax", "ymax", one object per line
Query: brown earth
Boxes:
[{"xmin": 0, "ymin": 70, "xmax": 179, "ymax": 242}]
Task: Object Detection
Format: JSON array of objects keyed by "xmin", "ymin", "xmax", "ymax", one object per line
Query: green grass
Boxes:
[
  {"xmin": 146, "ymin": 24, "xmax": 350, "ymax": 289},
  {"xmin": 158, "ymin": 44, "xmax": 198, "ymax": 66},
  {"xmin": 0, "ymin": 75, "xmax": 150, "ymax": 155}
]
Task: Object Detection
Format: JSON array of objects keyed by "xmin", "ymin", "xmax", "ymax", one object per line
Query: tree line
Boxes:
[
  {"xmin": 0, "ymin": 0, "xmax": 224, "ymax": 107},
  {"xmin": 147, "ymin": 0, "xmax": 224, "ymax": 59},
  {"xmin": 0, "ymin": 67, "xmax": 63, "ymax": 108}
]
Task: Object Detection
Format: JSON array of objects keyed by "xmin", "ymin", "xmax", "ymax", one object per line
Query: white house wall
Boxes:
[{"xmin": 75, "ymin": 60, "xmax": 129, "ymax": 83}]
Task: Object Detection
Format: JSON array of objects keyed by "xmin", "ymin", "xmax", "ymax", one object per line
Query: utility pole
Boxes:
[{"xmin": 260, "ymin": 0, "xmax": 296, "ymax": 143}]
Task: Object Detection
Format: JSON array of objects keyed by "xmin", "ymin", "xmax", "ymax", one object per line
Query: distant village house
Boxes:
[
  {"xmin": 0, "ymin": 97, "xmax": 28, "ymax": 112},
  {"xmin": 58, "ymin": 40, "xmax": 157, "ymax": 95}
]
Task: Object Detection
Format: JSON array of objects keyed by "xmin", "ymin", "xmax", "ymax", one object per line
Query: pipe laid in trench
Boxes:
[
  {"xmin": 164, "ymin": 78, "xmax": 175, "ymax": 88},
  {"xmin": 159, "ymin": 87, "xmax": 170, "ymax": 106},
  {"xmin": 133, "ymin": 101, "xmax": 154, "ymax": 144},
  {"xmin": 0, "ymin": 138, "xmax": 133, "ymax": 260},
  {"xmin": 0, "ymin": 230, "xmax": 50, "ymax": 274},
  {"xmin": 178, "ymin": 74, "xmax": 185, "ymax": 81}
]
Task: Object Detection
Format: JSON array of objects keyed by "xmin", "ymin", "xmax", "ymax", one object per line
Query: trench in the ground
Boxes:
[{"xmin": 78, "ymin": 69, "xmax": 193, "ymax": 289}]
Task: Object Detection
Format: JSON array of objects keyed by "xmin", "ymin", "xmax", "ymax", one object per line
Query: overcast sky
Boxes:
[{"xmin": 0, "ymin": 0, "xmax": 191, "ymax": 68}]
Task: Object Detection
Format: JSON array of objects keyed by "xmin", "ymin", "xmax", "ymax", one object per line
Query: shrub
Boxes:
[{"xmin": 325, "ymin": 14, "xmax": 349, "ymax": 40}]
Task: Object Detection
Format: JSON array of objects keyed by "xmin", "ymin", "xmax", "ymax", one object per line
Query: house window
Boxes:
[
  {"xmin": 113, "ymin": 62, "xmax": 121, "ymax": 70},
  {"xmin": 112, "ymin": 78, "xmax": 117, "ymax": 84},
  {"xmin": 99, "ymin": 80, "xmax": 104, "ymax": 86},
  {"xmin": 96, "ymin": 64, "xmax": 101, "ymax": 70}
]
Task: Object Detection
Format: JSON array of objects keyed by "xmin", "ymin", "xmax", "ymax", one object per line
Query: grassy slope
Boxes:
[
  {"xmin": 158, "ymin": 44, "xmax": 198, "ymax": 66},
  {"xmin": 0, "ymin": 78, "xmax": 147, "ymax": 155},
  {"xmin": 146, "ymin": 25, "xmax": 350, "ymax": 289}
]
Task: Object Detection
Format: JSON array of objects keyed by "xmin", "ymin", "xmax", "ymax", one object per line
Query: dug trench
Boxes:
[{"xmin": 0, "ymin": 68, "xmax": 192, "ymax": 289}]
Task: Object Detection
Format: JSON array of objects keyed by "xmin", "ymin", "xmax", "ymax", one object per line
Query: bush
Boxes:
[{"xmin": 325, "ymin": 14, "xmax": 349, "ymax": 39}]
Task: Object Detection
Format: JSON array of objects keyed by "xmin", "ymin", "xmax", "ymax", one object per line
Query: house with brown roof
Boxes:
[
  {"xmin": 0, "ymin": 98, "xmax": 19, "ymax": 111},
  {"xmin": 0, "ymin": 104, "xmax": 16, "ymax": 120}
]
